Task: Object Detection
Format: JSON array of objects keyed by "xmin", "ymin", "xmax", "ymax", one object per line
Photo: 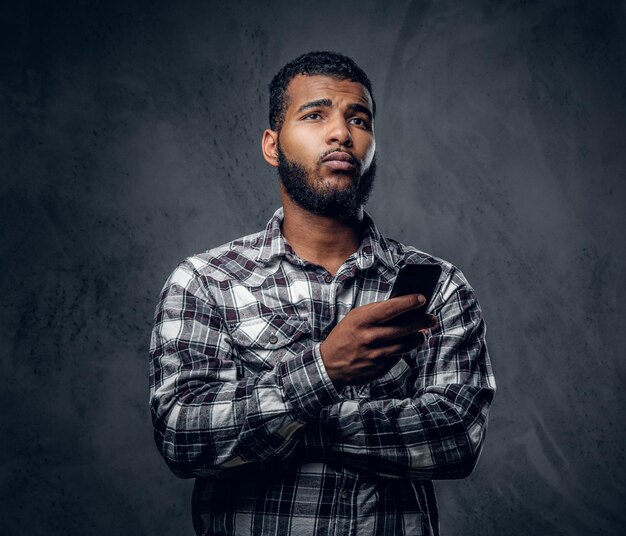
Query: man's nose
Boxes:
[{"xmin": 325, "ymin": 115, "xmax": 352, "ymax": 146}]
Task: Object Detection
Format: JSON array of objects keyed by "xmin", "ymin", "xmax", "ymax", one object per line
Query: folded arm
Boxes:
[
  {"xmin": 149, "ymin": 261, "xmax": 340, "ymax": 478},
  {"xmin": 318, "ymin": 277, "xmax": 496, "ymax": 480}
]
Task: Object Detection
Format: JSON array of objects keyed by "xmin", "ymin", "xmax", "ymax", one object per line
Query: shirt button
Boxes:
[
  {"xmin": 341, "ymin": 489, "xmax": 349, "ymax": 500},
  {"xmin": 268, "ymin": 334, "xmax": 278, "ymax": 344},
  {"xmin": 324, "ymin": 274, "xmax": 333, "ymax": 283}
]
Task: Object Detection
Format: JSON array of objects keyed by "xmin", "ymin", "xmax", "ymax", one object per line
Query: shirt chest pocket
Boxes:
[{"xmin": 228, "ymin": 314, "xmax": 312, "ymax": 375}]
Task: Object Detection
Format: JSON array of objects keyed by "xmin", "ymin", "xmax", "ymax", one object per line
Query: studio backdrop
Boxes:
[{"xmin": 1, "ymin": 1, "xmax": 625, "ymax": 535}]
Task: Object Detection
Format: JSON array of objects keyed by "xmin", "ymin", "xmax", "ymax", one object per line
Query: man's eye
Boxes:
[
  {"xmin": 304, "ymin": 113, "xmax": 322, "ymax": 120},
  {"xmin": 350, "ymin": 117, "xmax": 370, "ymax": 128}
]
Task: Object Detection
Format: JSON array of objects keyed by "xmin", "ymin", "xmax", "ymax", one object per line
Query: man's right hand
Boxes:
[{"xmin": 319, "ymin": 294, "xmax": 436, "ymax": 389}]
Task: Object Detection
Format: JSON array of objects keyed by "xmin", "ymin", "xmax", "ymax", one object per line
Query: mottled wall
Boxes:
[{"xmin": 1, "ymin": 0, "xmax": 625, "ymax": 534}]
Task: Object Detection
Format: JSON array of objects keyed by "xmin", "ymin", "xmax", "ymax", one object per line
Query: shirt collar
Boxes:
[{"xmin": 255, "ymin": 207, "xmax": 397, "ymax": 271}]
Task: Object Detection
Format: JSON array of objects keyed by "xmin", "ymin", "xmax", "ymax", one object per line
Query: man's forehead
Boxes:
[{"xmin": 284, "ymin": 74, "xmax": 373, "ymax": 112}]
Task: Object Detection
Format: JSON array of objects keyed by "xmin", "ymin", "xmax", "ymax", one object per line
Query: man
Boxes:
[{"xmin": 150, "ymin": 51, "xmax": 495, "ymax": 536}]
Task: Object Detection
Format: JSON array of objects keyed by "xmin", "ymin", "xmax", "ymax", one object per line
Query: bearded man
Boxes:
[{"xmin": 149, "ymin": 51, "xmax": 495, "ymax": 536}]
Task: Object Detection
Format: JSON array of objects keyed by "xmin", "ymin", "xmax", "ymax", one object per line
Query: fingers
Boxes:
[
  {"xmin": 390, "ymin": 310, "xmax": 437, "ymax": 329},
  {"xmin": 370, "ymin": 330, "xmax": 429, "ymax": 358},
  {"xmin": 367, "ymin": 313, "xmax": 438, "ymax": 344},
  {"xmin": 369, "ymin": 321, "xmax": 423, "ymax": 344},
  {"xmin": 365, "ymin": 294, "xmax": 426, "ymax": 324}
]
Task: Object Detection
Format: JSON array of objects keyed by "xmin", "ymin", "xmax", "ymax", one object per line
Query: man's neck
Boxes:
[{"xmin": 280, "ymin": 195, "xmax": 365, "ymax": 276}]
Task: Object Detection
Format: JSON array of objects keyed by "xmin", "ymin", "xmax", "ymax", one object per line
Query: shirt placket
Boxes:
[
  {"xmin": 335, "ymin": 266, "xmax": 371, "ymax": 401},
  {"xmin": 319, "ymin": 267, "xmax": 337, "ymax": 344},
  {"xmin": 334, "ymin": 472, "xmax": 358, "ymax": 536}
]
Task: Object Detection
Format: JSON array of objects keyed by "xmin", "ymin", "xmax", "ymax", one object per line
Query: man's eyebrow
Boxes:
[
  {"xmin": 296, "ymin": 99, "xmax": 333, "ymax": 114},
  {"xmin": 348, "ymin": 103, "xmax": 373, "ymax": 120},
  {"xmin": 295, "ymin": 99, "xmax": 373, "ymax": 120}
]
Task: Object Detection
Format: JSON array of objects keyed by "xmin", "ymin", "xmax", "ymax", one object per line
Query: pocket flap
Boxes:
[{"xmin": 230, "ymin": 314, "xmax": 311, "ymax": 350}]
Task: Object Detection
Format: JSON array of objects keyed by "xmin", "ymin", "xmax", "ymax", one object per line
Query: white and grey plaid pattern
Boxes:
[{"xmin": 150, "ymin": 207, "xmax": 496, "ymax": 536}]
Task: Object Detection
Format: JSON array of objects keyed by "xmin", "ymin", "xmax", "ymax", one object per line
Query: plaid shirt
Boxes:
[{"xmin": 150, "ymin": 207, "xmax": 495, "ymax": 536}]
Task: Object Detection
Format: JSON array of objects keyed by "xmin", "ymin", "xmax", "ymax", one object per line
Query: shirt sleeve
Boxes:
[
  {"xmin": 149, "ymin": 260, "xmax": 341, "ymax": 479},
  {"xmin": 321, "ymin": 269, "xmax": 496, "ymax": 480}
]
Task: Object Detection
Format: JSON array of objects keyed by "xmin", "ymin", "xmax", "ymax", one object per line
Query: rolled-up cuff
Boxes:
[{"xmin": 279, "ymin": 343, "xmax": 342, "ymax": 420}]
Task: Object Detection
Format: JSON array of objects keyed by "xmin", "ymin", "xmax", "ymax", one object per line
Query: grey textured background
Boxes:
[{"xmin": 2, "ymin": 0, "xmax": 625, "ymax": 534}]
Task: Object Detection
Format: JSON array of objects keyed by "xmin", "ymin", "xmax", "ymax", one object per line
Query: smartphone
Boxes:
[{"xmin": 389, "ymin": 264, "xmax": 442, "ymax": 314}]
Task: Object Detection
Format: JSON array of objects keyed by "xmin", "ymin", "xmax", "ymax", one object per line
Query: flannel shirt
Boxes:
[{"xmin": 149, "ymin": 207, "xmax": 495, "ymax": 536}]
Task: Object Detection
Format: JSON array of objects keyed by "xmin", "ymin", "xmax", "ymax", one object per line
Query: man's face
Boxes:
[{"xmin": 275, "ymin": 75, "xmax": 376, "ymax": 219}]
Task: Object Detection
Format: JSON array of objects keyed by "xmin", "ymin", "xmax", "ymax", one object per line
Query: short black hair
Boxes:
[{"xmin": 268, "ymin": 51, "xmax": 375, "ymax": 131}]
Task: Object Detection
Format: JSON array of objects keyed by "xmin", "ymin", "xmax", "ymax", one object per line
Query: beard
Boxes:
[{"xmin": 277, "ymin": 143, "xmax": 376, "ymax": 220}]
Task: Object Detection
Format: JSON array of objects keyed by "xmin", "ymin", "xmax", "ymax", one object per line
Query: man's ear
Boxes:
[{"xmin": 262, "ymin": 129, "xmax": 279, "ymax": 167}]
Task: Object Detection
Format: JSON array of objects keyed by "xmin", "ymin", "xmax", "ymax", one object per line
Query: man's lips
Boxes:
[{"xmin": 321, "ymin": 151, "xmax": 356, "ymax": 171}]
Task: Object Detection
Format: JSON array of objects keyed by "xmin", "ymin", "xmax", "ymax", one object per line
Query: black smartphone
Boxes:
[{"xmin": 389, "ymin": 264, "xmax": 442, "ymax": 314}]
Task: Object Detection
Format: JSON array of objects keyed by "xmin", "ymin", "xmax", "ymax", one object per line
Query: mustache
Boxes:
[{"xmin": 317, "ymin": 148, "xmax": 358, "ymax": 168}]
